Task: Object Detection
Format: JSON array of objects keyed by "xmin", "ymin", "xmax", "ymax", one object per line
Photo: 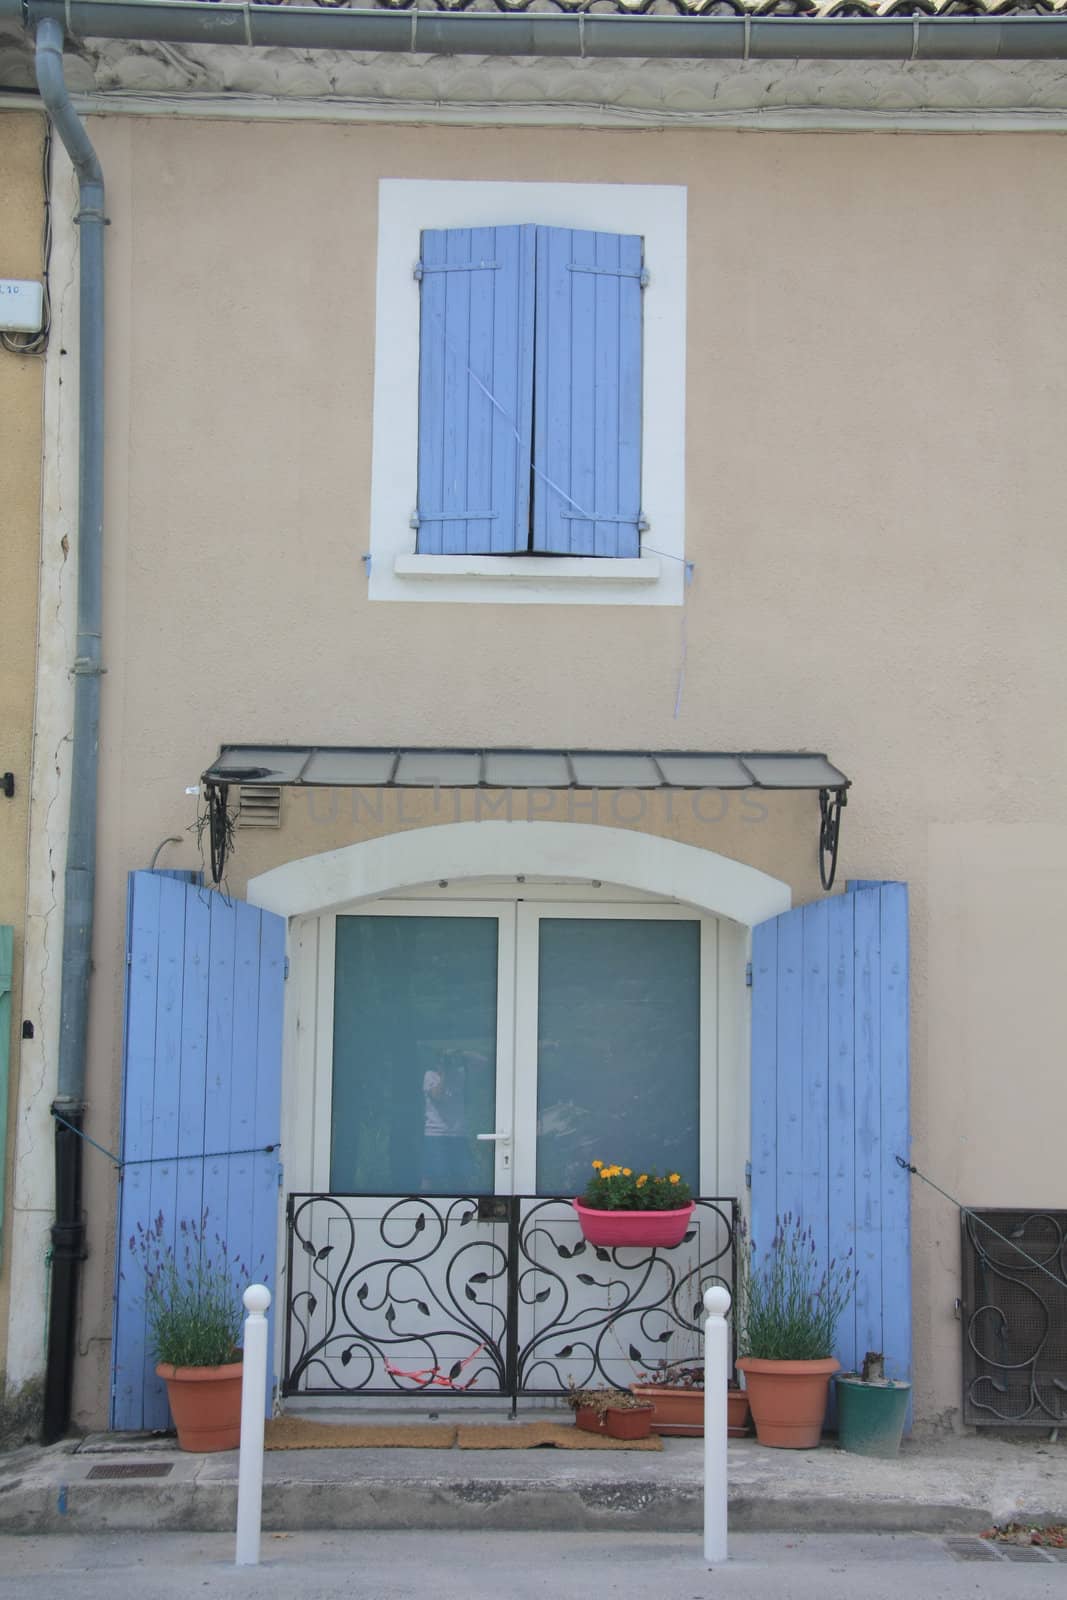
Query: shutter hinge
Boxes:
[
  {"xmin": 126, "ymin": 951, "xmax": 131, "ymax": 966},
  {"xmin": 745, "ymin": 961, "xmax": 752, "ymax": 987},
  {"xmin": 283, "ymin": 956, "xmax": 290, "ymax": 980},
  {"xmin": 277, "ymin": 1161, "xmax": 285, "ymax": 1190},
  {"xmin": 637, "ymin": 514, "xmax": 649, "ymax": 533},
  {"xmin": 640, "ymin": 267, "xmax": 650, "ymax": 289},
  {"xmin": 745, "ymin": 1160, "xmax": 752, "ymax": 1189},
  {"xmin": 413, "ymin": 260, "xmax": 423, "ymax": 282},
  {"xmin": 409, "ymin": 511, "xmax": 421, "ymax": 530}
]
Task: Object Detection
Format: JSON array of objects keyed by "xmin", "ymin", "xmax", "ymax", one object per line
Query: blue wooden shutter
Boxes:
[
  {"xmin": 0, "ymin": 926, "xmax": 11, "ymax": 1267},
  {"xmin": 750, "ymin": 883, "xmax": 910, "ymax": 1384},
  {"xmin": 532, "ymin": 226, "xmax": 644, "ymax": 558},
  {"xmin": 111, "ymin": 872, "xmax": 285, "ymax": 1429},
  {"xmin": 415, "ymin": 225, "xmax": 535, "ymax": 555}
]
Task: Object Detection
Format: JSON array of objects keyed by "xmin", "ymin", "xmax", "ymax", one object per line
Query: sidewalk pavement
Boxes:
[{"xmin": 0, "ymin": 1414, "xmax": 1064, "ymax": 1537}]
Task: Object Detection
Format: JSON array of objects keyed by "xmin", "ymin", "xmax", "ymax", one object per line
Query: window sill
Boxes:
[{"xmin": 393, "ymin": 554, "xmax": 661, "ymax": 584}]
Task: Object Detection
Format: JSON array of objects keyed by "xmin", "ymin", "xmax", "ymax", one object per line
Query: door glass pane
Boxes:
[
  {"xmin": 535, "ymin": 919, "xmax": 700, "ymax": 1196},
  {"xmin": 331, "ymin": 916, "xmax": 498, "ymax": 1195}
]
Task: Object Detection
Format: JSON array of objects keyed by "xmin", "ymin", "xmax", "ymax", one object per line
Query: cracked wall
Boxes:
[{"xmin": 0, "ymin": 111, "xmax": 46, "ymax": 1393}]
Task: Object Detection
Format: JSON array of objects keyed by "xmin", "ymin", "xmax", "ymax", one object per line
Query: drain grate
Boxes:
[
  {"xmin": 944, "ymin": 1538, "xmax": 1002, "ymax": 1563},
  {"xmin": 86, "ymin": 1462, "xmax": 174, "ymax": 1481}
]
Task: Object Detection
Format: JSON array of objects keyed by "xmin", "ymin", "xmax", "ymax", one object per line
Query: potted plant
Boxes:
[
  {"xmin": 631, "ymin": 1357, "xmax": 751, "ymax": 1437},
  {"xmin": 835, "ymin": 1351, "xmax": 911, "ymax": 1458},
  {"xmin": 129, "ymin": 1212, "xmax": 247, "ymax": 1452},
  {"xmin": 734, "ymin": 1214, "xmax": 853, "ymax": 1449},
  {"xmin": 573, "ymin": 1162, "xmax": 695, "ymax": 1249},
  {"xmin": 567, "ymin": 1385, "xmax": 654, "ymax": 1440}
]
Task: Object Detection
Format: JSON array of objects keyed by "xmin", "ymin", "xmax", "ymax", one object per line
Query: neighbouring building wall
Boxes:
[
  {"xmin": 28, "ymin": 116, "xmax": 1067, "ymax": 1431},
  {"xmin": 0, "ymin": 110, "xmax": 45, "ymax": 1427}
]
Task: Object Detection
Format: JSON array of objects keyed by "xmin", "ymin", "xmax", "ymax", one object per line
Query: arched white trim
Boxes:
[{"xmin": 246, "ymin": 821, "xmax": 791, "ymax": 927}]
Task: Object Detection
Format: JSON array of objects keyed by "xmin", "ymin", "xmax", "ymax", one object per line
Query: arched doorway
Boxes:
[{"xmin": 249, "ymin": 823, "xmax": 790, "ymax": 1404}]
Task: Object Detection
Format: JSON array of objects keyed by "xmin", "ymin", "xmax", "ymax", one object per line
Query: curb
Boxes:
[{"xmin": 0, "ymin": 1475, "xmax": 1006, "ymax": 1537}]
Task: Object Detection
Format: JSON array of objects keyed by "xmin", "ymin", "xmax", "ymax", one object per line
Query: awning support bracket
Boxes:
[{"xmin": 818, "ymin": 786, "xmax": 847, "ymax": 892}]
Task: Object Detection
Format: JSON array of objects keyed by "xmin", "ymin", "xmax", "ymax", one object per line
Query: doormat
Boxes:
[
  {"xmin": 264, "ymin": 1418, "xmax": 458, "ymax": 1450},
  {"xmin": 456, "ymin": 1423, "xmax": 662, "ymax": 1452}
]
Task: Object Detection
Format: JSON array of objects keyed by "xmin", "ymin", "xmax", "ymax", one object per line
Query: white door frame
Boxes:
[{"xmin": 290, "ymin": 889, "xmax": 746, "ymax": 1204}]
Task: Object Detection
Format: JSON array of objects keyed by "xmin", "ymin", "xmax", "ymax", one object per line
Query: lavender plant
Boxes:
[
  {"xmin": 736, "ymin": 1214, "xmax": 853, "ymax": 1362},
  {"xmin": 128, "ymin": 1212, "xmax": 248, "ymax": 1369}
]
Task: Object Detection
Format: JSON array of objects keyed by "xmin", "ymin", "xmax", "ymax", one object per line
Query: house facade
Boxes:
[{"xmin": 2, "ymin": 0, "xmax": 1067, "ymax": 1438}]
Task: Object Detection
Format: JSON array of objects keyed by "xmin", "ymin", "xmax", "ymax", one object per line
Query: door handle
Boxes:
[{"xmin": 476, "ymin": 1132, "xmax": 512, "ymax": 1142}]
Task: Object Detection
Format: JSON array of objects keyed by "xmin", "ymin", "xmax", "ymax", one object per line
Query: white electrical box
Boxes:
[{"xmin": 0, "ymin": 280, "xmax": 44, "ymax": 334}]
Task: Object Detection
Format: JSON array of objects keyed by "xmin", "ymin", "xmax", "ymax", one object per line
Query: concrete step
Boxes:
[{"xmin": 0, "ymin": 1431, "xmax": 1064, "ymax": 1537}]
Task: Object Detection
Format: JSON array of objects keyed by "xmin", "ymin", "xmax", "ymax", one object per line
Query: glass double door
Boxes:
[{"xmin": 327, "ymin": 900, "xmax": 707, "ymax": 1198}]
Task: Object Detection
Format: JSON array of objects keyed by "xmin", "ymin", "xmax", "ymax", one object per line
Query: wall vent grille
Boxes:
[{"xmin": 238, "ymin": 784, "xmax": 282, "ymax": 828}]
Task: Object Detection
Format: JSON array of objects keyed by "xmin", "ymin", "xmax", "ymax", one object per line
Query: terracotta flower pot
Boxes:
[
  {"xmin": 156, "ymin": 1360, "xmax": 243, "ymax": 1452},
  {"xmin": 735, "ymin": 1356, "xmax": 839, "ymax": 1449},
  {"xmin": 630, "ymin": 1383, "xmax": 751, "ymax": 1437},
  {"xmin": 574, "ymin": 1405, "xmax": 605, "ymax": 1433},
  {"xmin": 727, "ymin": 1387, "xmax": 752, "ymax": 1438},
  {"xmin": 573, "ymin": 1200, "xmax": 695, "ymax": 1249},
  {"xmin": 604, "ymin": 1404, "xmax": 654, "ymax": 1440}
]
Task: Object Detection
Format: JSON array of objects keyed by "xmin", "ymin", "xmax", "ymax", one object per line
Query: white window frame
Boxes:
[{"xmin": 368, "ymin": 179, "xmax": 688, "ymax": 607}]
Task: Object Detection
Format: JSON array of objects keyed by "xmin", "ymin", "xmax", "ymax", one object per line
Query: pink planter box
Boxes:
[{"xmin": 573, "ymin": 1200, "xmax": 695, "ymax": 1249}]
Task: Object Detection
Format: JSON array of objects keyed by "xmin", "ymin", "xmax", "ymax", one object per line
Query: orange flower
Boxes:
[
  {"xmin": 592, "ymin": 1160, "xmax": 603, "ymax": 1170},
  {"xmin": 669, "ymin": 1173, "xmax": 680, "ymax": 1184}
]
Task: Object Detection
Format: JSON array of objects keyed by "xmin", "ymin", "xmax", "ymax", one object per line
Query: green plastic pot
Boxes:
[{"xmin": 835, "ymin": 1374, "xmax": 911, "ymax": 1458}]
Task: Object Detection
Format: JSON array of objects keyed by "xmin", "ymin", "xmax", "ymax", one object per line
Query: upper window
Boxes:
[
  {"xmin": 368, "ymin": 180, "xmax": 687, "ymax": 607},
  {"xmin": 415, "ymin": 224, "xmax": 644, "ymax": 560}
]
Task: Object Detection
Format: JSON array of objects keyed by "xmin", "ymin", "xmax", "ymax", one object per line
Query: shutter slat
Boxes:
[
  {"xmin": 853, "ymin": 887, "xmax": 884, "ymax": 1367},
  {"xmin": 827, "ymin": 894, "xmax": 858, "ymax": 1380},
  {"xmin": 416, "ymin": 225, "xmax": 533, "ymax": 554},
  {"xmin": 533, "ymin": 226, "xmax": 643, "ymax": 558},
  {"xmin": 801, "ymin": 901, "xmax": 831, "ymax": 1280}
]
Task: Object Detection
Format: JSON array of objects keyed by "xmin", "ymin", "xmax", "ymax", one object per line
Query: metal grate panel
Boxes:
[
  {"xmin": 87, "ymin": 1462, "xmax": 174, "ymax": 1480},
  {"xmin": 283, "ymin": 1193, "xmax": 736, "ymax": 1403},
  {"xmin": 960, "ymin": 1207, "xmax": 1067, "ymax": 1428},
  {"xmin": 944, "ymin": 1538, "xmax": 1002, "ymax": 1563}
]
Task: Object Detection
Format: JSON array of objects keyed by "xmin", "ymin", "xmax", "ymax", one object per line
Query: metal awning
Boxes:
[
  {"xmin": 203, "ymin": 746, "xmax": 848, "ymax": 794},
  {"xmin": 199, "ymin": 746, "xmax": 849, "ymax": 890}
]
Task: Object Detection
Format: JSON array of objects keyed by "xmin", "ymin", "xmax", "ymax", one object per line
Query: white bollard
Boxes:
[
  {"xmin": 235, "ymin": 1283, "xmax": 271, "ymax": 1568},
  {"xmin": 703, "ymin": 1284, "xmax": 731, "ymax": 1567}
]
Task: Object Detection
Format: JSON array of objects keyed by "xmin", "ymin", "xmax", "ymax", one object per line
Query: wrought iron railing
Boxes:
[
  {"xmin": 283, "ymin": 1193, "xmax": 737, "ymax": 1403},
  {"xmin": 960, "ymin": 1207, "xmax": 1067, "ymax": 1428}
]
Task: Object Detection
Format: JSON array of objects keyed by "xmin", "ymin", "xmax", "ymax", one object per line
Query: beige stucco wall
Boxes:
[
  {"xmin": 41, "ymin": 116, "xmax": 1067, "ymax": 1429},
  {"xmin": 0, "ymin": 111, "xmax": 45, "ymax": 1394}
]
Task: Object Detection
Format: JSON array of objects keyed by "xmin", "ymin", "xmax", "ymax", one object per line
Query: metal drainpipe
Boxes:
[
  {"xmin": 1, "ymin": 0, "xmax": 1067, "ymax": 60},
  {"xmin": 34, "ymin": 16, "xmax": 106, "ymax": 1446}
]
